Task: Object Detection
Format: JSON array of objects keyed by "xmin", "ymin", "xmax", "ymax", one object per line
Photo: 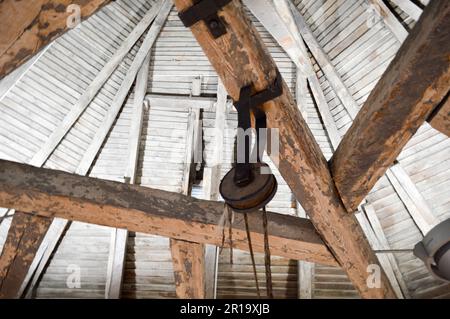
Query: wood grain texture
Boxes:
[
  {"xmin": 0, "ymin": 0, "xmax": 110, "ymax": 78},
  {"xmin": 170, "ymin": 239, "xmax": 205, "ymax": 299},
  {"xmin": 0, "ymin": 211, "xmax": 51, "ymax": 298},
  {"xmin": 172, "ymin": 0, "xmax": 395, "ymax": 298},
  {"xmin": 428, "ymin": 93, "xmax": 450, "ymax": 137},
  {"xmin": 330, "ymin": 0, "xmax": 450, "ymax": 212},
  {"xmin": 0, "ymin": 160, "xmax": 336, "ymax": 266}
]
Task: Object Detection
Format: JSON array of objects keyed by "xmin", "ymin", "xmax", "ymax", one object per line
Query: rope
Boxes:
[
  {"xmin": 262, "ymin": 206, "xmax": 273, "ymax": 299},
  {"xmin": 228, "ymin": 207, "xmax": 234, "ymax": 264},
  {"xmin": 244, "ymin": 212, "xmax": 261, "ymax": 298}
]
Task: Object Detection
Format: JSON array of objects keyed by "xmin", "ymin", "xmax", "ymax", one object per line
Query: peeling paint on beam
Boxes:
[
  {"xmin": 0, "ymin": 160, "xmax": 337, "ymax": 266},
  {"xmin": 330, "ymin": 0, "xmax": 450, "ymax": 212}
]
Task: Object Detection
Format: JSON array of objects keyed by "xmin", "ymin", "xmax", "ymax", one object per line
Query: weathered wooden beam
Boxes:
[
  {"xmin": 0, "ymin": 0, "xmax": 111, "ymax": 79},
  {"xmin": 171, "ymin": 240, "xmax": 205, "ymax": 299},
  {"xmin": 0, "ymin": 160, "xmax": 337, "ymax": 266},
  {"xmin": 330, "ymin": 0, "xmax": 450, "ymax": 212},
  {"xmin": 172, "ymin": 0, "xmax": 395, "ymax": 298},
  {"xmin": 0, "ymin": 212, "xmax": 51, "ymax": 298},
  {"xmin": 427, "ymin": 93, "xmax": 450, "ymax": 137}
]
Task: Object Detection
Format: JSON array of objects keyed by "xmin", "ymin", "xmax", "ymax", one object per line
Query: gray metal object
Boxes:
[{"xmin": 414, "ymin": 218, "xmax": 450, "ymax": 282}]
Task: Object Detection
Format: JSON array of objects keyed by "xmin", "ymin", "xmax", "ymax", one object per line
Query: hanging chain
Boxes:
[
  {"xmin": 262, "ymin": 206, "xmax": 273, "ymax": 299},
  {"xmin": 244, "ymin": 212, "xmax": 261, "ymax": 298}
]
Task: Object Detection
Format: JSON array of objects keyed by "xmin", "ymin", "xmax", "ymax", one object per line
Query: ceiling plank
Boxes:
[
  {"xmin": 0, "ymin": 212, "xmax": 52, "ymax": 298},
  {"xmin": 105, "ymin": 51, "xmax": 152, "ymax": 300},
  {"xmin": 330, "ymin": 0, "xmax": 450, "ymax": 213},
  {"xmin": 0, "ymin": 159, "xmax": 337, "ymax": 267},
  {"xmin": 367, "ymin": 0, "xmax": 408, "ymax": 43},
  {"xmin": 0, "ymin": 0, "xmax": 111, "ymax": 78},
  {"xmin": 28, "ymin": 1, "xmax": 163, "ymax": 167},
  {"xmin": 172, "ymin": 0, "xmax": 395, "ymax": 298}
]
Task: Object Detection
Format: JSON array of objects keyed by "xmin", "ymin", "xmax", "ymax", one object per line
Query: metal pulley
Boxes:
[{"xmin": 219, "ymin": 70, "xmax": 282, "ymax": 212}]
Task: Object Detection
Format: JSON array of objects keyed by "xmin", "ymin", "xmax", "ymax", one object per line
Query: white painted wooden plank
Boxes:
[
  {"xmin": 76, "ymin": 0, "xmax": 172, "ymax": 174},
  {"xmin": 367, "ymin": 0, "xmax": 408, "ymax": 43},
  {"xmin": 28, "ymin": 1, "xmax": 163, "ymax": 167},
  {"xmin": 390, "ymin": 0, "xmax": 422, "ymax": 21}
]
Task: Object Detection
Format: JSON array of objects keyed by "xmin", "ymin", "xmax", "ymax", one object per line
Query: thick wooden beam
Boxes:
[
  {"xmin": 171, "ymin": 240, "xmax": 205, "ymax": 299},
  {"xmin": 0, "ymin": 212, "xmax": 51, "ymax": 298},
  {"xmin": 427, "ymin": 93, "xmax": 450, "ymax": 137},
  {"xmin": 0, "ymin": 160, "xmax": 337, "ymax": 266},
  {"xmin": 0, "ymin": 0, "xmax": 110, "ymax": 79},
  {"xmin": 330, "ymin": 0, "xmax": 450, "ymax": 212},
  {"xmin": 172, "ymin": 0, "xmax": 395, "ymax": 298}
]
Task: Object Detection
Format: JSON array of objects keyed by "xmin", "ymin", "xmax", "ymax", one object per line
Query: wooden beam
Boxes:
[
  {"xmin": 296, "ymin": 204, "xmax": 313, "ymax": 299},
  {"xmin": 171, "ymin": 240, "xmax": 205, "ymax": 299},
  {"xmin": 203, "ymin": 81, "xmax": 228, "ymax": 299},
  {"xmin": 330, "ymin": 0, "xmax": 450, "ymax": 212},
  {"xmin": 427, "ymin": 93, "xmax": 450, "ymax": 137},
  {"xmin": 0, "ymin": 212, "xmax": 51, "ymax": 298},
  {"xmin": 245, "ymin": 0, "xmax": 341, "ymax": 148},
  {"xmin": 105, "ymin": 51, "xmax": 152, "ymax": 300},
  {"xmin": 386, "ymin": 163, "xmax": 439, "ymax": 234},
  {"xmin": 390, "ymin": 0, "xmax": 422, "ymax": 21},
  {"xmin": 172, "ymin": 0, "xmax": 395, "ymax": 298},
  {"xmin": 0, "ymin": 0, "xmax": 111, "ymax": 78},
  {"xmin": 145, "ymin": 94, "xmax": 217, "ymax": 110},
  {"xmin": 282, "ymin": 1, "xmax": 360, "ymax": 119},
  {"xmin": 361, "ymin": 204, "xmax": 410, "ymax": 298},
  {"xmin": 355, "ymin": 207, "xmax": 407, "ymax": 299},
  {"xmin": 0, "ymin": 159, "xmax": 337, "ymax": 266},
  {"xmin": 367, "ymin": 0, "xmax": 408, "ymax": 43}
]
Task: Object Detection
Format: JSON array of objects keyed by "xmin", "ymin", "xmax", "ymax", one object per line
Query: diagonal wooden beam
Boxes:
[
  {"xmin": 172, "ymin": 0, "xmax": 395, "ymax": 298},
  {"xmin": 0, "ymin": 0, "xmax": 111, "ymax": 79},
  {"xmin": 427, "ymin": 93, "xmax": 450, "ymax": 137},
  {"xmin": 0, "ymin": 212, "xmax": 52, "ymax": 298},
  {"xmin": 0, "ymin": 159, "xmax": 337, "ymax": 267},
  {"xmin": 330, "ymin": 0, "xmax": 450, "ymax": 213}
]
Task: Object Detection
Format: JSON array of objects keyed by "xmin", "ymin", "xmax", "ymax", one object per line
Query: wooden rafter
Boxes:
[
  {"xmin": 428, "ymin": 93, "xmax": 450, "ymax": 137},
  {"xmin": 0, "ymin": 160, "xmax": 337, "ymax": 267},
  {"xmin": 0, "ymin": 212, "xmax": 52, "ymax": 298},
  {"xmin": 330, "ymin": 0, "xmax": 450, "ymax": 213},
  {"xmin": 172, "ymin": 0, "xmax": 395, "ymax": 298},
  {"xmin": 1, "ymin": 1, "xmax": 173, "ymax": 298},
  {"xmin": 0, "ymin": 0, "xmax": 111, "ymax": 79}
]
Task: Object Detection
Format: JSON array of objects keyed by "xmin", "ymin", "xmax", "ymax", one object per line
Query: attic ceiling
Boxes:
[{"xmin": 0, "ymin": 0, "xmax": 449, "ymax": 299}]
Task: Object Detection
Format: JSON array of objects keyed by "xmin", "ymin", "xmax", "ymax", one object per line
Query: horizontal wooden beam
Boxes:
[
  {"xmin": 427, "ymin": 93, "xmax": 450, "ymax": 137},
  {"xmin": 0, "ymin": 160, "xmax": 337, "ymax": 266},
  {"xmin": 330, "ymin": 0, "xmax": 450, "ymax": 212},
  {"xmin": 173, "ymin": 0, "xmax": 395, "ymax": 298},
  {"xmin": 0, "ymin": 211, "xmax": 51, "ymax": 298},
  {"xmin": 0, "ymin": 0, "xmax": 110, "ymax": 79}
]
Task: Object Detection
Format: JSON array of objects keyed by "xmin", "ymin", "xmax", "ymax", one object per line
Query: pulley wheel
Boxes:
[{"xmin": 219, "ymin": 163, "xmax": 277, "ymax": 213}]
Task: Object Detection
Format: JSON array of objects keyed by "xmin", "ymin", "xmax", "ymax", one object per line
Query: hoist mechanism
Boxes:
[
  {"xmin": 219, "ymin": 70, "xmax": 283, "ymax": 299},
  {"xmin": 219, "ymin": 70, "xmax": 282, "ymax": 212}
]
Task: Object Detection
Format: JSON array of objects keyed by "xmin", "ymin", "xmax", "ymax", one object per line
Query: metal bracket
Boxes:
[
  {"xmin": 234, "ymin": 69, "xmax": 283, "ymax": 112},
  {"xmin": 232, "ymin": 69, "xmax": 283, "ymax": 186},
  {"xmin": 178, "ymin": 0, "xmax": 232, "ymax": 39}
]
